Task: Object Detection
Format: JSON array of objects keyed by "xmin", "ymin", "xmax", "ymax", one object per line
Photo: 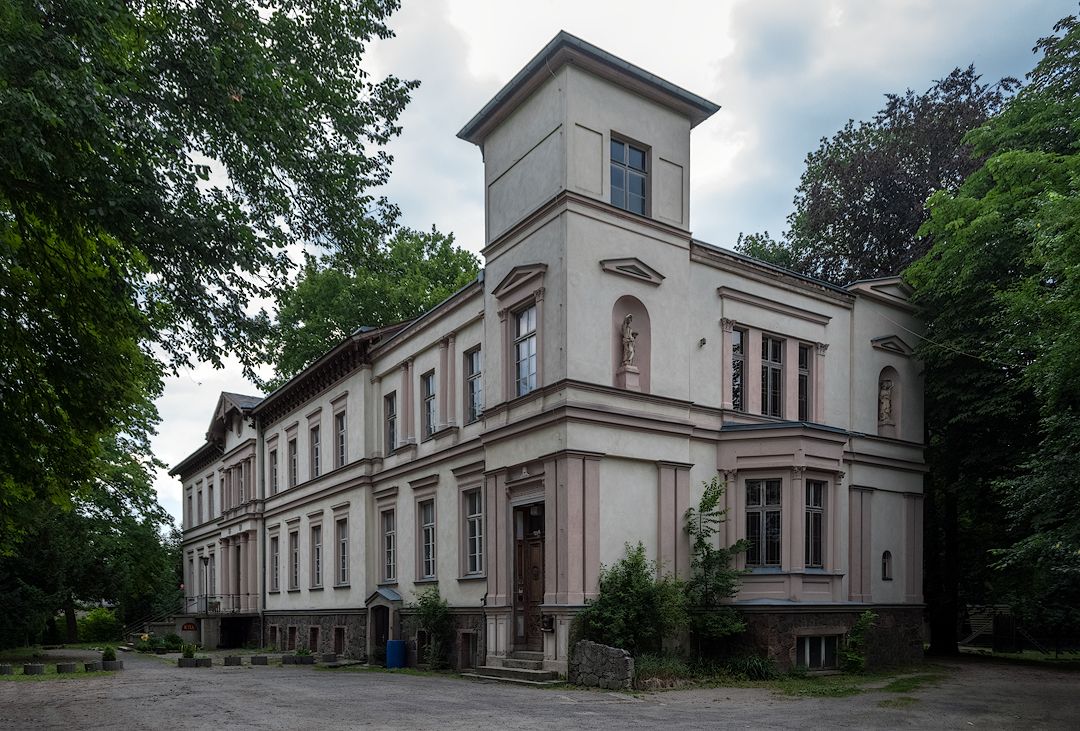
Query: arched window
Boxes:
[
  {"xmin": 612, "ymin": 295, "xmax": 651, "ymax": 393},
  {"xmin": 882, "ymin": 550, "xmax": 893, "ymax": 581},
  {"xmin": 877, "ymin": 366, "xmax": 900, "ymax": 437}
]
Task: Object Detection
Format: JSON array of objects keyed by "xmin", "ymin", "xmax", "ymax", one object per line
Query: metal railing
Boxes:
[{"xmin": 183, "ymin": 594, "xmax": 259, "ymax": 615}]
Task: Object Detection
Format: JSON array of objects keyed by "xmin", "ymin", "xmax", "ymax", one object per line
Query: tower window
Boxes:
[{"xmin": 610, "ymin": 138, "xmax": 648, "ymax": 215}]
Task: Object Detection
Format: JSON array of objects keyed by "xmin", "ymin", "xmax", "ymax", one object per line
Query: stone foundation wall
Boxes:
[
  {"xmin": 567, "ymin": 640, "xmax": 634, "ymax": 689},
  {"xmin": 740, "ymin": 605, "xmax": 923, "ymax": 671},
  {"xmin": 399, "ymin": 608, "xmax": 485, "ymax": 671},
  {"xmin": 263, "ymin": 612, "xmax": 367, "ymax": 661}
]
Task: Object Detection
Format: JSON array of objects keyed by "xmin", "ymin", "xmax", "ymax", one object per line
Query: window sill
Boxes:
[
  {"xmin": 415, "ymin": 578, "xmax": 438, "ymax": 585},
  {"xmin": 268, "ymin": 589, "xmax": 280, "ymax": 595},
  {"xmin": 333, "ymin": 583, "xmax": 351, "ymax": 590},
  {"xmin": 433, "ymin": 426, "xmax": 459, "ymax": 441},
  {"xmin": 746, "ymin": 567, "xmax": 784, "ymax": 574},
  {"xmin": 309, "ymin": 586, "xmax": 324, "ymax": 592},
  {"xmin": 458, "ymin": 574, "xmax": 486, "ymax": 582},
  {"xmin": 378, "ymin": 580, "xmax": 398, "ymax": 587},
  {"xmin": 287, "ymin": 588, "xmax": 301, "ymax": 594}
]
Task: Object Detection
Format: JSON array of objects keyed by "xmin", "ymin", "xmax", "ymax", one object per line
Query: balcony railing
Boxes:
[{"xmin": 183, "ymin": 594, "xmax": 259, "ymax": 615}]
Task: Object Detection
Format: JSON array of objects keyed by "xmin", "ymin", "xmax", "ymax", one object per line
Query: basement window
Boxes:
[{"xmin": 796, "ymin": 635, "xmax": 839, "ymax": 670}]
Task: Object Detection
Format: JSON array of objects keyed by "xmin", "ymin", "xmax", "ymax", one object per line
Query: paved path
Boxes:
[{"xmin": 1, "ymin": 650, "xmax": 1077, "ymax": 729}]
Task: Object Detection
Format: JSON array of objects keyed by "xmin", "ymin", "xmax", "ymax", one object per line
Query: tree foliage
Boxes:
[
  {"xmin": 262, "ymin": 227, "xmax": 480, "ymax": 387},
  {"xmin": 910, "ymin": 13, "xmax": 1080, "ymax": 645},
  {"xmin": 577, "ymin": 543, "xmax": 687, "ymax": 657},
  {"xmin": 0, "ymin": 0, "xmax": 415, "ymax": 548},
  {"xmin": 737, "ymin": 66, "xmax": 1017, "ymax": 284}
]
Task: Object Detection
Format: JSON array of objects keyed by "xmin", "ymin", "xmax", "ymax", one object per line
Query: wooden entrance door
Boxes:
[{"xmin": 513, "ymin": 503, "xmax": 545, "ymax": 651}]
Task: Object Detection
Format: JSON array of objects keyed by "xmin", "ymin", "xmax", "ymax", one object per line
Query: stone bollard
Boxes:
[
  {"xmin": 56, "ymin": 663, "xmax": 77, "ymax": 674},
  {"xmin": 250, "ymin": 656, "xmax": 268, "ymax": 666},
  {"xmin": 23, "ymin": 664, "xmax": 45, "ymax": 675},
  {"xmin": 101, "ymin": 660, "xmax": 124, "ymax": 671},
  {"xmin": 196, "ymin": 657, "xmax": 212, "ymax": 668},
  {"xmin": 84, "ymin": 661, "xmax": 102, "ymax": 672},
  {"xmin": 0, "ymin": 664, "xmax": 12, "ymax": 675},
  {"xmin": 178, "ymin": 658, "xmax": 199, "ymax": 668},
  {"xmin": 224, "ymin": 656, "xmax": 242, "ymax": 666},
  {"xmin": 281, "ymin": 655, "xmax": 296, "ymax": 665},
  {"xmin": 321, "ymin": 653, "xmax": 337, "ymax": 664}
]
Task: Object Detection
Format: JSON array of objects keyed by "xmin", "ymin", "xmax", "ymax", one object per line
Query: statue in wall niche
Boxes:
[
  {"xmin": 620, "ymin": 313, "xmax": 638, "ymax": 367},
  {"xmin": 878, "ymin": 379, "xmax": 894, "ymax": 424}
]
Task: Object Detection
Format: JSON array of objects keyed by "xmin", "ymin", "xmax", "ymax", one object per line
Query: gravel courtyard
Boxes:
[{"xmin": 1, "ymin": 649, "xmax": 1077, "ymax": 730}]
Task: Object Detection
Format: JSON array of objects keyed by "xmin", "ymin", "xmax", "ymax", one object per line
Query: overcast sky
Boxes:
[{"xmin": 153, "ymin": 0, "xmax": 1069, "ymax": 526}]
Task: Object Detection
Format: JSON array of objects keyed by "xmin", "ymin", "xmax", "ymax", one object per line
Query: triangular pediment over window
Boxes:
[
  {"xmin": 491, "ymin": 263, "xmax": 547, "ymax": 300},
  {"xmin": 846, "ymin": 276, "xmax": 915, "ymax": 310},
  {"xmin": 599, "ymin": 257, "xmax": 665, "ymax": 286},
  {"xmin": 870, "ymin": 335, "xmax": 915, "ymax": 357}
]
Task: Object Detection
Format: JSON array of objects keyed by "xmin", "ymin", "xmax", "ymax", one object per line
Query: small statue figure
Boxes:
[
  {"xmin": 621, "ymin": 313, "xmax": 638, "ymax": 367},
  {"xmin": 878, "ymin": 379, "xmax": 893, "ymax": 423}
]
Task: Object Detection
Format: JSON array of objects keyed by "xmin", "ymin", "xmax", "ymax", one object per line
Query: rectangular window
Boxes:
[
  {"xmin": 309, "ymin": 626, "xmax": 319, "ymax": 653},
  {"xmin": 610, "ymin": 137, "xmax": 648, "ymax": 215},
  {"xmin": 187, "ymin": 494, "xmax": 192, "ymax": 527},
  {"xmin": 746, "ymin": 479, "xmax": 782, "ymax": 567},
  {"xmin": 419, "ymin": 499, "xmax": 436, "ymax": 579},
  {"xmin": 197, "ymin": 490, "xmax": 203, "ymax": 524},
  {"xmin": 384, "ymin": 393, "xmax": 397, "ymax": 452},
  {"xmin": 270, "ymin": 536, "xmax": 280, "ymax": 591},
  {"xmin": 805, "ymin": 480, "xmax": 825, "ymax": 568},
  {"xmin": 287, "ymin": 626, "xmax": 297, "ymax": 651},
  {"xmin": 289, "ymin": 530, "xmax": 299, "ymax": 590},
  {"xmin": 798, "ymin": 344, "xmax": 811, "ymax": 421},
  {"xmin": 336, "ymin": 517, "xmax": 349, "ymax": 585},
  {"xmin": 422, "ymin": 370, "xmax": 436, "ymax": 438},
  {"xmin": 311, "ymin": 524, "xmax": 323, "ymax": 587},
  {"xmin": 288, "ymin": 438, "xmax": 298, "ymax": 487},
  {"xmin": 238, "ymin": 462, "xmax": 245, "ymax": 503},
  {"xmin": 310, "ymin": 425, "xmax": 321, "ymax": 478},
  {"xmin": 465, "ymin": 489, "xmax": 484, "ymax": 575},
  {"xmin": 760, "ymin": 336, "xmax": 784, "ymax": 418},
  {"xmin": 797, "ymin": 636, "xmax": 838, "ymax": 670},
  {"xmin": 732, "ymin": 328, "xmax": 746, "ymax": 412},
  {"xmin": 382, "ymin": 510, "xmax": 396, "ymax": 582},
  {"xmin": 465, "ymin": 348, "xmax": 483, "ymax": 424},
  {"xmin": 269, "ymin": 450, "xmax": 278, "ymax": 495},
  {"xmin": 207, "ymin": 482, "xmax": 214, "ymax": 519},
  {"xmin": 208, "ymin": 554, "xmax": 215, "ymax": 596},
  {"xmin": 514, "ymin": 305, "xmax": 537, "ymax": 397},
  {"xmin": 335, "ymin": 412, "xmax": 347, "ymax": 468}
]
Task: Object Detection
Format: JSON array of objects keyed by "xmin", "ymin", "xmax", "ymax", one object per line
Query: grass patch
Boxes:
[
  {"xmin": 880, "ymin": 673, "xmax": 946, "ymax": 693},
  {"xmin": 878, "ymin": 696, "xmax": 918, "ymax": 709},
  {"xmin": 771, "ymin": 674, "xmax": 866, "ymax": 698},
  {"xmin": 0, "ymin": 666, "xmax": 112, "ymax": 682}
]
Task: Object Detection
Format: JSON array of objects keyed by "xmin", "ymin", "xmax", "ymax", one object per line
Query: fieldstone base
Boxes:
[
  {"xmin": 263, "ymin": 612, "xmax": 367, "ymax": 660},
  {"xmin": 399, "ymin": 608, "xmax": 485, "ymax": 671},
  {"xmin": 567, "ymin": 640, "xmax": 634, "ymax": 690}
]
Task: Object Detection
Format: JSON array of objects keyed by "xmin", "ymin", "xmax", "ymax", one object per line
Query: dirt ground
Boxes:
[{"xmin": 1, "ymin": 649, "xmax": 1077, "ymax": 730}]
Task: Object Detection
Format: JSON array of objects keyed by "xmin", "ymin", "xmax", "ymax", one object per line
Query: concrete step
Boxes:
[
  {"xmin": 462, "ymin": 671, "xmax": 561, "ymax": 687},
  {"xmin": 509, "ymin": 651, "xmax": 544, "ymax": 661},
  {"xmin": 501, "ymin": 658, "xmax": 544, "ymax": 670},
  {"xmin": 473, "ymin": 665, "xmax": 560, "ymax": 683}
]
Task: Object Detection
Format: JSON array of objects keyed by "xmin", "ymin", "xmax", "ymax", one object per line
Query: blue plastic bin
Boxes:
[{"xmin": 385, "ymin": 640, "xmax": 405, "ymax": 669}]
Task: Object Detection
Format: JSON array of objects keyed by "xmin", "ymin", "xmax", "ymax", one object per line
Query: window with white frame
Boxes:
[
  {"xmin": 797, "ymin": 635, "xmax": 838, "ymax": 670},
  {"xmin": 288, "ymin": 530, "xmax": 299, "ymax": 590},
  {"xmin": 421, "ymin": 371, "xmax": 436, "ymax": 438},
  {"xmin": 310, "ymin": 524, "xmax": 322, "ymax": 587},
  {"xmin": 464, "ymin": 489, "xmax": 483, "ymax": 575},
  {"xmin": 798, "ymin": 343, "xmax": 812, "ymax": 421},
  {"xmin": 761, "ymin": 336, "xmax": 784, "ymax": 418},
  {"xmin": 882, "ymin": 550, "xmax": 893, "ymax": 581},
  {"xmin": 805, "ymin": 480, "xmax": 825, "ymax": 568},
  {"xmin": 746, "ymin": 479, "xmax": 782, "ymax": 567},
  {"xmin": 732, "ymin": 327, "xmax": 746, "ymax": 412},
  {"xmin": 336, "ymin": 517, "xmax": 349, "ymax": 585},
  {"xmin": 514, "ymin": 305, "xmax": 537, "ymax": 397},
  {"xmin": 238, "ymin": 462, "xmax": 245, "ymax": 503},
  {"xmin": 207, "ymin": 481, "xmax": 214, "ymax": 519},
  {"xmin": 310, "ymin": 425, "xmax": 321, "ymax": 478},
  {"xmin": 384, "ymin": 393, "xmax": 397, "ymax": 452},
  {"xmin": 610, "ymin": 137, "xmax": 648, "ymax": 215},
  {"xmin": 288, "ymin": 438, "xmax": 298, "ymax": 487},
  {"xmin": 270, "ymin": 536, "xmax": 280, "ymax": 591},
  {"xmin": 335, "ymin": 411, "xmax": 347, "ymax": 468},
  {"xmin": 269, "ymin": 449, "xmax": 278, "ymax": 495},
  {"xmin": 419, "ymin": 499, "xmax": 436, "ymax": 579},
  {"xmin": 465, "ymin": 348, "xmax": 483, "ymax": 424},
  {"xmin": 382, "ymin": 509, "xmax": 396, "ymax": 582},
  {"xmin": 196, "ymin": 489, "xmax": 203, "ymax": 524}
]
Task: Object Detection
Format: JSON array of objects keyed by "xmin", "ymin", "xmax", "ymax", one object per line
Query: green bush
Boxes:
[
  {"xmin": 77, "ymin": 607, "xmax": 122, "ymax": 642},
  {"xmin": 726, "ymin": 654, "xmax": 779, "ymax": 680},
  {"xmin": 412, "ymin": 587, "xmax": 452, "ymax": 669},
  {"xmin": 295, "ymin": 646, "xmax": 311, "ymax": 656},
  {"xmin": 841, "ymin": 610, "xmax": 877, "ymax": 673},
  {"xmin": 163, "ymin": 633, "xmax": 183, "ymax": 652},
  {"xmin": 634, "ymin": 652, "xmax": 695, "ymax": 686},
  {"xmin": 577, "ymin": 542, "xmax": 687, "ymax": 657},
  {"xmin": 135, "ymin": 639, "xmax": 152, "ymax": 652},
  {"xmin": 181, "ymin": 643, "xmax": 196, "ymax": 659},
  {"xmin": 101, "ymin": 646, "xmax": 117, "ymax": 662}
]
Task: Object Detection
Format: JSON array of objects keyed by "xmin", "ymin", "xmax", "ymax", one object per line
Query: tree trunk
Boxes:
[{"xmin": 64, "ymin": 598, "xmax": 78, "ymax": 643}]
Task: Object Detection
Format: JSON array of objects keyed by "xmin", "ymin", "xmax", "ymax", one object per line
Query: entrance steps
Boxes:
[{"xmin": 462, "ymin": 651, "xmax": 560, "ymax": 686}]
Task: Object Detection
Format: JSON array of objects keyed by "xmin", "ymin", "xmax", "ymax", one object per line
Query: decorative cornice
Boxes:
[{"xmin": 717, "ymin": 286, "xmax": 833, "ymax": 326}]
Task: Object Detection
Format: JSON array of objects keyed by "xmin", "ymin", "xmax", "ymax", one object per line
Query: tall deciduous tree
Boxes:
[
  {"xmin": 737, "ymin": 67, "xmax": 1017, "ymax": 284},
  {"xmin": 910, "ymin": 13, "xmax": 1080, "ymax": 651},
  {"xmin": 0, "ymin": 0, "xmax": 416, "ymax": 549},
  {"xmin": 263, "ymin": 227, "xmax": 480, "ymax": 387}
]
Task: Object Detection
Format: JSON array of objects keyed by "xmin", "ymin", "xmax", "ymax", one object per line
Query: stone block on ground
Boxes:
[{"xmin": 567, "ymin": 640, "xmax": 633, "ymax": 690}]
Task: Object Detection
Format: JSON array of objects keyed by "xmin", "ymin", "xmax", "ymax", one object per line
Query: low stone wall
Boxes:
[
  {"xmin": 263, "ymin": 611, "xmax": 367, "ymax": 661},
  {"xmin": 567, "ymin": 640, "xmax": 633, "ymax": 690}
]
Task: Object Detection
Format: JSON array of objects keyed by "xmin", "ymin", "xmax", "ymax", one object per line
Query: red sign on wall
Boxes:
[{"xmin": 182, "ymin": 622, "xmax": 197, "ymax": 632}]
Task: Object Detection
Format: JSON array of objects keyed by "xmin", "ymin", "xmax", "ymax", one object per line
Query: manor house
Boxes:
[{"xmin": 172, "ymin": 31, "xmax": 925, "ymax": 676}]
